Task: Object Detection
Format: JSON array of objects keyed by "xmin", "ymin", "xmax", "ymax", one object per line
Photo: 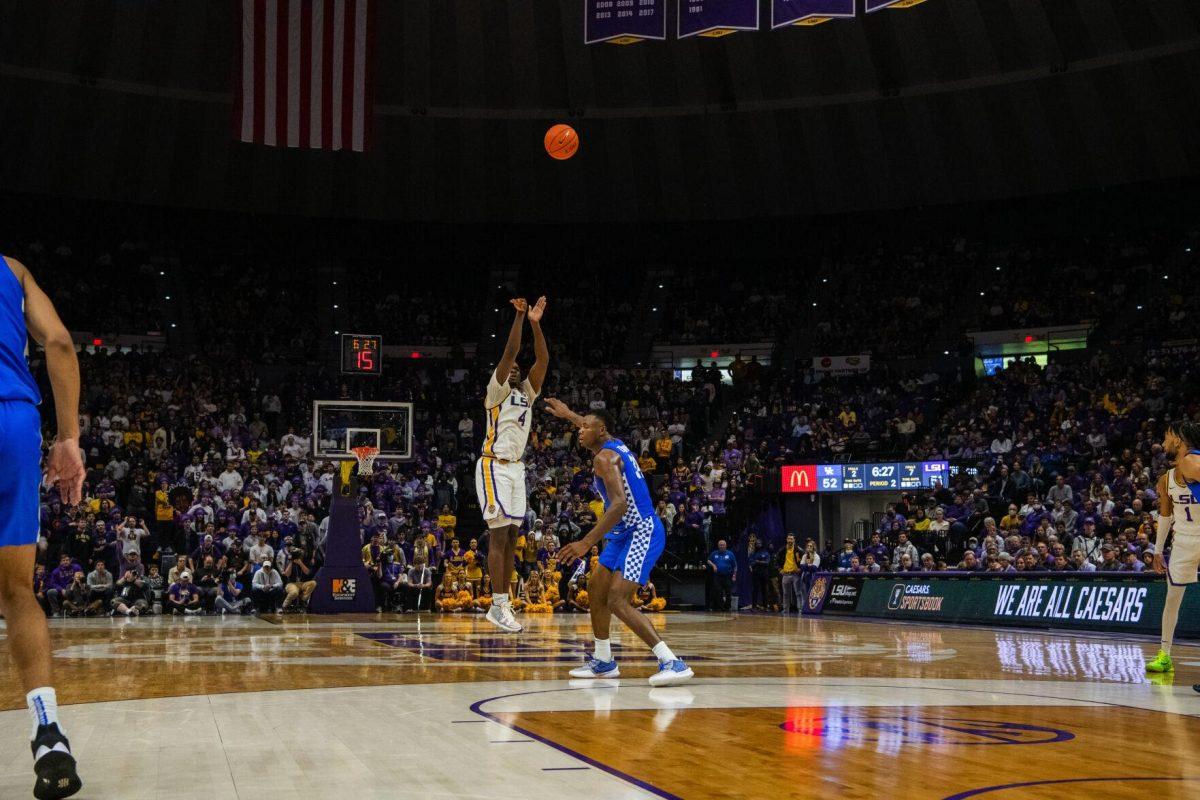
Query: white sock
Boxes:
[
  {"xmin": 1161, "ymin": 583, "xmax": 1186, "ymax": 655},
  {"xmin": 652, "ymin": 641, "xmax": 677, "ymax": 663},
  {"xmin": 493, "ymin": 593, "xmax": 509, "ymax": 608},
  {"xmin": 593, "ymin": 638, "xmax": 612, "ymax": 661},
  {"xmin": 26, "ymin": 687, "xmax": 60, "ymax": 740}
]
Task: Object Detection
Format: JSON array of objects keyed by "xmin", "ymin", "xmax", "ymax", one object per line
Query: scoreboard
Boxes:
[
  {"xmin": 340, "ymin": 333, "xmax": 382, "ymax": 376},
  {"xmin": 785, "ymin": 461, "xmax": 948, "ymax": 493}
]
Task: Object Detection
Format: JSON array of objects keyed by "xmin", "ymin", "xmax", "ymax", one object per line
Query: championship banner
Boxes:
[
  {"xmin": 771, "ymin": 0, "xmax": 855, "ymax": 28},
  {"xmin": 678, "ymin": 0, "xmax": 759, "ymax": 39},
  {"xmin": 865, "ymin": 0, "xmax": 928, "ymax": 12},
  {"xmin": 812, "ymin": 354, "xmax": 870, "ymax": 373},
  {"xmin": 585, "ymin": 0, "xmax": 667, "ymax": 44},
  {"xmin": 810, "ymin": 573, "xmax": 1200, "ymax": 637}
]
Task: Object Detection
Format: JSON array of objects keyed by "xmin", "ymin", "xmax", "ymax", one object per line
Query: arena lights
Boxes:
[
  {"xmin": 91, "ymin": 338, "xmax": 103, "ymax": 346},
  {"xmin": 709, "ymin": 350, "xmax": 720, "ymax": 358}
]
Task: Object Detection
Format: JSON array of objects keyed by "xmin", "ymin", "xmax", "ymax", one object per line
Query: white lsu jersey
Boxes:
[
  {"xmin": 482, "ymin": 373, "xmax": 538, "ymax": 462},
  {"xmin": 1168, "ymin": 468, "xmax": 1200, "ymax": 537}
]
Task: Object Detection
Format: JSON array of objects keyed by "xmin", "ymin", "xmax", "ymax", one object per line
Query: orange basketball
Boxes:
[{"xmin": 544, "ymin": 124, "xmax": 579, "ymax": 160}]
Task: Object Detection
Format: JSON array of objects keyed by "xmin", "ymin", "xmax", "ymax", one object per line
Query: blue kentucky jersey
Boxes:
[
  {"xmin": 0, "ymin": 257, "xmax": 40, "ymax": 405},
  {"xmin": 1190, "ymin": 450, "xmax": 1200, "ymax": 504},
  {"xmin": 593, "ymin": 438, "xmax": 657, "ymax": 539}
]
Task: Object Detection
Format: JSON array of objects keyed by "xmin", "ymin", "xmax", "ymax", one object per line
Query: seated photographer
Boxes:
[
  {"xmin": 281, "ymin": 546, "xmax": 316, "ymax": 612},
  {"xmin": 111, "ymin": 568, "xmax": 149, "ymax": 617},
  {"xmin": 214, "ymin": 571, "xmax": 252, "ymax": 615},
  {"xmin": 63, "ymin": 570, "xmax": 95, "ymax": 617},
  {"xmin": 195, "ymin": 555, "xmax": 222, "ymax": 611}
]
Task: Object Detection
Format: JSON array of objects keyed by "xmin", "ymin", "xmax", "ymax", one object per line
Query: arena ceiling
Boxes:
[{"xmin": 0, "ymin": 0, "xmax": 1198, "ymax": 221}]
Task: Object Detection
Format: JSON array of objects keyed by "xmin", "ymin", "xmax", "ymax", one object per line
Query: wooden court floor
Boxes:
[{"xmin": 1, "ymin": 610, "xmax": 1199, "ymax": 799}]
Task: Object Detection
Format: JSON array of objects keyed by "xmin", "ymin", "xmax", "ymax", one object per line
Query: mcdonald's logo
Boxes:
[{"xmin": 782, "ymin": 465, "xmax": 817, "ymax": 493}]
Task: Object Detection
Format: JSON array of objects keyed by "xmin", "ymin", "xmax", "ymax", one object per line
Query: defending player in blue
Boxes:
[
  {"xmin": 0, "ymin": 255, "xmax": 86, "ymax": 799},
  {"xmin": 547, "ymin": 399, "xmax": 693, "ymax": 687}
]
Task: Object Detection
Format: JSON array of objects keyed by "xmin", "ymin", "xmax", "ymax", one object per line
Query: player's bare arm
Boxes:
[
  {"xmin": 557, "ymin": 451, "xmax": 626, "ymax": 563},
  {"xmin": 1178, "ymin": 452, "xmax": 1200, "ymax": 483},
  {"xmin": 543, "ymin": 397, "xmax": 587, "ymax": 428},
  {"xmin": 494, "ymin": 297, "xmax": 527, "ymax": 385},
  {"xmin": 9, "ymin": 258, "xmax": 83, "ymax": 506},
  {"xmin": 526, "ymin": 296, "xmax": 549, "ymax": 395},
  {"xmin": 1152, "ymin": 472, "xmax": 1173, "ymax": 574}
]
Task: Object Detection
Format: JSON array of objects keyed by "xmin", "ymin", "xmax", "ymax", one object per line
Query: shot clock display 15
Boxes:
[{"xmin": 340, "ymin": 333, "xmax": 382, "ymax": 376}]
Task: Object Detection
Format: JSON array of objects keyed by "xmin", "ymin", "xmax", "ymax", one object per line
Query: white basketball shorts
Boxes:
[{"xmin": 475, "ymin": 457, "xmax": 527, "ymax": 529}]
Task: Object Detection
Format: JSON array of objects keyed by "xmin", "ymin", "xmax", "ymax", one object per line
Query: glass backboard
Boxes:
[{"xmin": 312, "ymin": 400, "xmax": 413, "ymax": 461}]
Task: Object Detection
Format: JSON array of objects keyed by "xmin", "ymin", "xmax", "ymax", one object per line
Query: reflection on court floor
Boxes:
[{"xmin": 0, "ymin": 613, "xmax": 1198, "ymax": 798}]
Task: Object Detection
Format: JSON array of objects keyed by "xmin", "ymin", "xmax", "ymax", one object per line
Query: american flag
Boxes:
[{"xmin": 235, "ymin": 0, "xmax": 375, "ymax": 152}]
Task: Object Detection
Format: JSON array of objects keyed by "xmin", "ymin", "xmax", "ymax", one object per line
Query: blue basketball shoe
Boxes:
[
  {"xmin": 648, "ymin": 659, "xmax": 694, "ymax": 687},
  {"xmin": 569, "ymin": 656, "xmax": 621, "ymax": 679}
]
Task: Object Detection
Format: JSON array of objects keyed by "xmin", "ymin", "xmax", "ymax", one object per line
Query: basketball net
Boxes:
[{"xmin": 351, "ymin": 445, "xmax": 379, "ymax": 477}]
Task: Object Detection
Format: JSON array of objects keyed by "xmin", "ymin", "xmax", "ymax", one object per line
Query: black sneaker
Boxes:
[{"xmin": 31, "ymin": 723, "xmax": 81, "ymax": 799}]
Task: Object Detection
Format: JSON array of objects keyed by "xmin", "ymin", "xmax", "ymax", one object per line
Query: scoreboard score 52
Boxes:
[{"xmin": 340, "ymin": 333, "xmax": 382, "ymax": 376}]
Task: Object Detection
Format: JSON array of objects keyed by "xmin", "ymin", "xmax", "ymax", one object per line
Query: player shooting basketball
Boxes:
[{"xmin": 478, "ymin": 296, "xmax": 548, "ymax": 633}]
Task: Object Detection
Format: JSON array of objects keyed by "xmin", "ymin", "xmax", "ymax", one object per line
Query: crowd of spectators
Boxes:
[
  {"xmin": 739, "ymin": 348, "xmax": 1200, "ymax": 612},
  {"xmin": 28, "ymin": 338, "xmax": 731, "ymax": 616},
  {"xmin": 13, "ymin": 218, "xmax": 1200, "ymax": 619}
]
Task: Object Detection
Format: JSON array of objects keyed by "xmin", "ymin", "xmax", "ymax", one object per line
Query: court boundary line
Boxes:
[
  {"xmin": 467, "ymin": 678, "xmax": 1200, "ymax": 799},
  {"xmin": 942, "ymin": 775, "xmax": 1200, "ymax": 800}
]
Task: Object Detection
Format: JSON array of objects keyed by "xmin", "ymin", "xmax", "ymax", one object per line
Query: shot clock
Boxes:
[{"xmin": 340, "ymin": 333, "xmax": 382, "ymax": 376}]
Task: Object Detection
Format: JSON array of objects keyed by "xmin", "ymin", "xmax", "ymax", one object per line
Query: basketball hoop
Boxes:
[{"xmin": 351, "ymin": 445, "xmax": 379, "ymax": 477}]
